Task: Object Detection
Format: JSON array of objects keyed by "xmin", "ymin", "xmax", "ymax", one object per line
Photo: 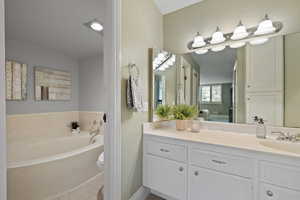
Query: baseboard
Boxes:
[{"xmin": 129, "ymin": 186, "xmax": 150, "ymax": 200}]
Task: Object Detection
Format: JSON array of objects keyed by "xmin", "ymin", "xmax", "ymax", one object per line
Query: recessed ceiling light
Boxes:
[
  {"xmin": 84, "ymin": 19, "xmax": 104, "ymax": 34},
  {"xmin": 90, "ymin": 22, "xmax": 103, "ymax": 32}
]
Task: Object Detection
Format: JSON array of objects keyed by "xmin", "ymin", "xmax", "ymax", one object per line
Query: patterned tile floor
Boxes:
[{"xmin": 146, "ymin": 194, "xmax": 164, "ymax": 200}]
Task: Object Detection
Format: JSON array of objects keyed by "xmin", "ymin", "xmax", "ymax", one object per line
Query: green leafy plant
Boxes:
[
  {"xmin": 172, "ymin": 104, "xmax": 198, "ymax": 120},
  {"xmin": 155, "ymin": 105, "xmax": 172, "ymax": 120}
]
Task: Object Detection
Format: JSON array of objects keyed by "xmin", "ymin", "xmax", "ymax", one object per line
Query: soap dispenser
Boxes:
[{"xmin": 254, "ymin": 116, "xmax": 266, "ymax": 139}]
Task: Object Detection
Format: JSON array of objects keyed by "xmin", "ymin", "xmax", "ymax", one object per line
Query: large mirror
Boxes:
[{"xmin": 150, "ymin": 32, "xmax": 300, "ymax": 128}]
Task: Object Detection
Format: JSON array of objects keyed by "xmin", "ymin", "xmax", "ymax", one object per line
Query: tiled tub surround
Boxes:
[
  {"xmin": 6, "ymin": 111, "xmax": 105, "ymax": 141},
  {"xmin": 8, "ymin": 134, "xmax": 104, "ymax": 200},
  {"xmin": 7, "ymin": 111, "xmax": 105, "ymax": 200}
]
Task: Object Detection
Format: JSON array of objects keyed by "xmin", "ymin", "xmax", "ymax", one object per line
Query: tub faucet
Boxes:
[{"xmin": 89, "ymin": 128, "xmax": 100, "ymax": 144}]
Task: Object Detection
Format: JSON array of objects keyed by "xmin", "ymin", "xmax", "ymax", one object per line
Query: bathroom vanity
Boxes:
[{"xmin": 143, "ymin": 123, "xmax": 300, "ymax": 200}]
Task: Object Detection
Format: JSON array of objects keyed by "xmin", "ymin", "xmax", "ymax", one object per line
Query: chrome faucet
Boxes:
[
  {"xmin": 89, "ymin": 120, "xmax": 101, "ymax": 144},
  {"xmin": 89, "ymin": 128, "xmax": 100, "ymax": 144}
]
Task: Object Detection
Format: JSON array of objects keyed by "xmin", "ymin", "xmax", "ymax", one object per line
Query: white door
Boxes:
[
  {"xmin": 144, "ymin": 155, "xmax": 187, "ymax": 200},
  {"xmin": 189, "ymin": 166, "xmax": 253, "ymax": 200},
  {"xmin": 246, "ymin": 36, "xmax": 283, "ymax": 93},
  {"xmin": 246, "ymin": 92, "xmax": 283, "ymax": 126}
]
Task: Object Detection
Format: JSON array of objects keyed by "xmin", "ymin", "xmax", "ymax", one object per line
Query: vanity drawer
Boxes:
[
  {"xmin": 190, "ymin": 149, "xmax": 254, "ymax": 178},
  {"xmin": 145, "ymin": 140, "xmax": 187, "ymax": 162},
  {"xmin": 259, "ymin": 161, "xmax": 300, "ymax": 191},
  {"xmin": 260, "ymin": 183, "xmax": 300, "ymax": 200}
]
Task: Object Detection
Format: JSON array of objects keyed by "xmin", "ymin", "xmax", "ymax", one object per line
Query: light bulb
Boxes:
[
  {"xmin": 192, "ymin": 32, "xmax": 206, "ymax": 48},
  {"xmin": 231, "ymin": 21, "xmax": 249, "ymax": 40},
  {"xmin": 166, "ymin": 59, "xmax": 173, "ymax": 66},
  {"xmin": 250, "ymin": 38, "xmax": 269, "ymax": 45},
  {"xmin": 230, "ymin": 42, "xmax": 246, "ymax": 48},
  {"xmin": 171, "ymin": 55, "xmax": 176, "ymax": 62},
  {"xmin": 211, "ymin": 45, "xmax": 226, "ymax": 52},
  {"xmin": 210, "ymin": 27, "xmax": 226, "ymax": 44},
  {"xmin": 255, "ymin": 15, "xmax": 276, "ymax": 35},
  {"xmin": 195, "ymin": 49, "xmax": 208, "ymax": 55}
]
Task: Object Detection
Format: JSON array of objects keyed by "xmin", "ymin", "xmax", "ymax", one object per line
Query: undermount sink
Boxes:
[{"xmin": 260, "ymin": 140, "xmax": 300, "ymax": 155}]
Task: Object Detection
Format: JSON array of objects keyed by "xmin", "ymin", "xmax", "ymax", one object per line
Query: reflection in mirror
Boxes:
[
  {"xmin": 150, "ymin": 32, "xmax": 300, "ymax": 128},
  {"xmin": 150, "ymin": 49, "xmax": 200, "ymax": 121}
]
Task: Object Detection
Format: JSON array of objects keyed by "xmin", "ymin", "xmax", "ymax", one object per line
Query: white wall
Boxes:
[
  {"xmin": 0, "ymin": 0, "xmax": 6, "ymax": 198},
  {"xmin": 121, "ymin": 0, "xmax": 163, "ymax": 199},
  {"xmin": 5, "ymin": 39, "xmax": 79, "ymax": 115},
  {"xmin": 164, "ymin": 0, "xmax": 300, "ymax": 53},
  {"xmin": 79, "ymin": 54, "xmax": 105, "ymax": 111}
]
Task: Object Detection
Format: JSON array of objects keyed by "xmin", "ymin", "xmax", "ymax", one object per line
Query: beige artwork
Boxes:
[
  {"xmin": 5, "ymin": 60, "xmax": 27, "ymax": 100},
  {"xmin": 35, "ymin": 67, "xmax": 71, "ymax": 101}
]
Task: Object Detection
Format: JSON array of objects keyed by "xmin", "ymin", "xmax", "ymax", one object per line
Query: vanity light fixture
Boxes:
[
  {"xmin": 231, "ymin": 21, "xmax": 249, "ymax": 40},
  {"xmin": 195, "ymin": 49, "xmax": 208, "ymax": 55},
  {"xmin": 210, "ymin": 27, "xmax": 226, "ymax": 44},
  {"xmin": 249, "ymin": 37, "xmax": 269, "ymax": 45},
  {"xmin": 192, "ymin": 32, "xmax": 206, "ymax": 48},
  {"xmin": 230, "ymin": 42, "xmax": 246, "ymax": 48},
  {"xmin": 211, "ymin": 45, "xmax": 226, "ymax": 52},
  {"xmin": 188, "ymin": 15, "xmax": 282, "ymax": 53},
  {"xmin": 254, "ymin": 14, "xmax": 276, "ymax": 36},
  {"xmin": 166, "ymin": 58, "xmax": 174, "ymax": 66}
]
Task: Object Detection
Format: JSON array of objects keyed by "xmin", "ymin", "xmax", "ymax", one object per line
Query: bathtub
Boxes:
[{"xmin": 7, "ymin": 134, "xmax": 104, "ymax": 200}]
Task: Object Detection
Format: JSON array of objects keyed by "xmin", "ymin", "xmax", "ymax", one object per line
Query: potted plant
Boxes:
[
  {"xmin": 154, "ymin": 105, "xmax": 172, "ymax": 128},
  {"xmin": 172, "ymin": 104, "xmax": 198, "ymax": 131}
]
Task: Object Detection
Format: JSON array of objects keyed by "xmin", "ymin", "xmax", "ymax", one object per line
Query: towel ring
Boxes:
[{"xmin": 128, "ymin": 63, "xmax": 140, "ymax": 78}]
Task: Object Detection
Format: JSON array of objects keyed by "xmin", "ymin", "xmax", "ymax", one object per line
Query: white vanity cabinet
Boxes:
[
  {"xmin": 143, "ymin": 134, "xmax": 300, "ymax": 200},
  {"xmin": 189, "ymin": 166, "xmax": 253, "ymax": 200},
  {"xmin": 143, "ymin": 140, "xmax": 188, "ymax": 200},
  {"xmin": 144, "ymin": 155, "xmax": 187, "ymax": 200}
]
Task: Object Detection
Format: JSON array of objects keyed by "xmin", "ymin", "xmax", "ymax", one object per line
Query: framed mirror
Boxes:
[
  {"xmin": 34, "ymin": 67, "xmax": 72, "ymax": 101},
  {"xmin": 149, "ymin": 32, "xmax": 300, "ymax": 128}
]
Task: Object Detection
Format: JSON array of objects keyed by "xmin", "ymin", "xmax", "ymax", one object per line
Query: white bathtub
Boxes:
[{"xmin": 8, "ymin": 134, "xmax": 104, "ymax": 200}]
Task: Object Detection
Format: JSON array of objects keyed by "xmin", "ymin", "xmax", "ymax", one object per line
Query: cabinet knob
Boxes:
[
  {"xmin": 194, "ymin": 171, "xmax": 199, "ymax": 176},
  {"xmin": 160, "ymin": 148, "xmax": 170, "ymax": 153},
  {"xmin": 179, "ymin": 167, "xmax": 184, "ymax": 172},
  {"xmin": 266, "ymin": 190, "xmax": 274, "ymax": 197}
]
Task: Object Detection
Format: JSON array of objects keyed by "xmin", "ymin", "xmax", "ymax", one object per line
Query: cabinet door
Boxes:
[
  {"xmin": 144, "ymin": 155, "xmax": 187, "ymax": 200},
  {"xmin": 246, "ymin": 36, "xmax": 283, "ymax": 92},
  {"xmin": 246, "ymin": 92, "xmax": 283, "ymax": 126},
  {"xmin": 189, "ymin": 166, "xmax": 253, "ymax": 200},
  {"xmin": 260, "ymin": 183, "xmax": 300, "ymax": 200}
]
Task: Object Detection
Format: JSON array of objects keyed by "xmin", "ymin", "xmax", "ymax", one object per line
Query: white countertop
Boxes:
[{"xmin": 144, "ymin": 123, "xmax": 300, "ymax": 158}]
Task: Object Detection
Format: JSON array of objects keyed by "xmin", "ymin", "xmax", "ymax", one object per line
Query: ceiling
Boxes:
[
  {"xmin": 191, "ymin": 48, "xmax": 237, "ymax": 84},
  {"xmin": 153, "ymin": 0, "xmax": 204, "ymax": 15},
  {"xmin": 5, "ymin": 0, "xmax": 104, "ymax": 60}
]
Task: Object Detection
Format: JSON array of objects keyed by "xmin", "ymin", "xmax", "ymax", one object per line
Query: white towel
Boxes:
[
  {"xmin": 96, "ymin": 152, "xmax": 104, "ymax": 168},
  {"xmin": 131, "ymin": 76, "xmax": 144, "ymax": 112}
]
